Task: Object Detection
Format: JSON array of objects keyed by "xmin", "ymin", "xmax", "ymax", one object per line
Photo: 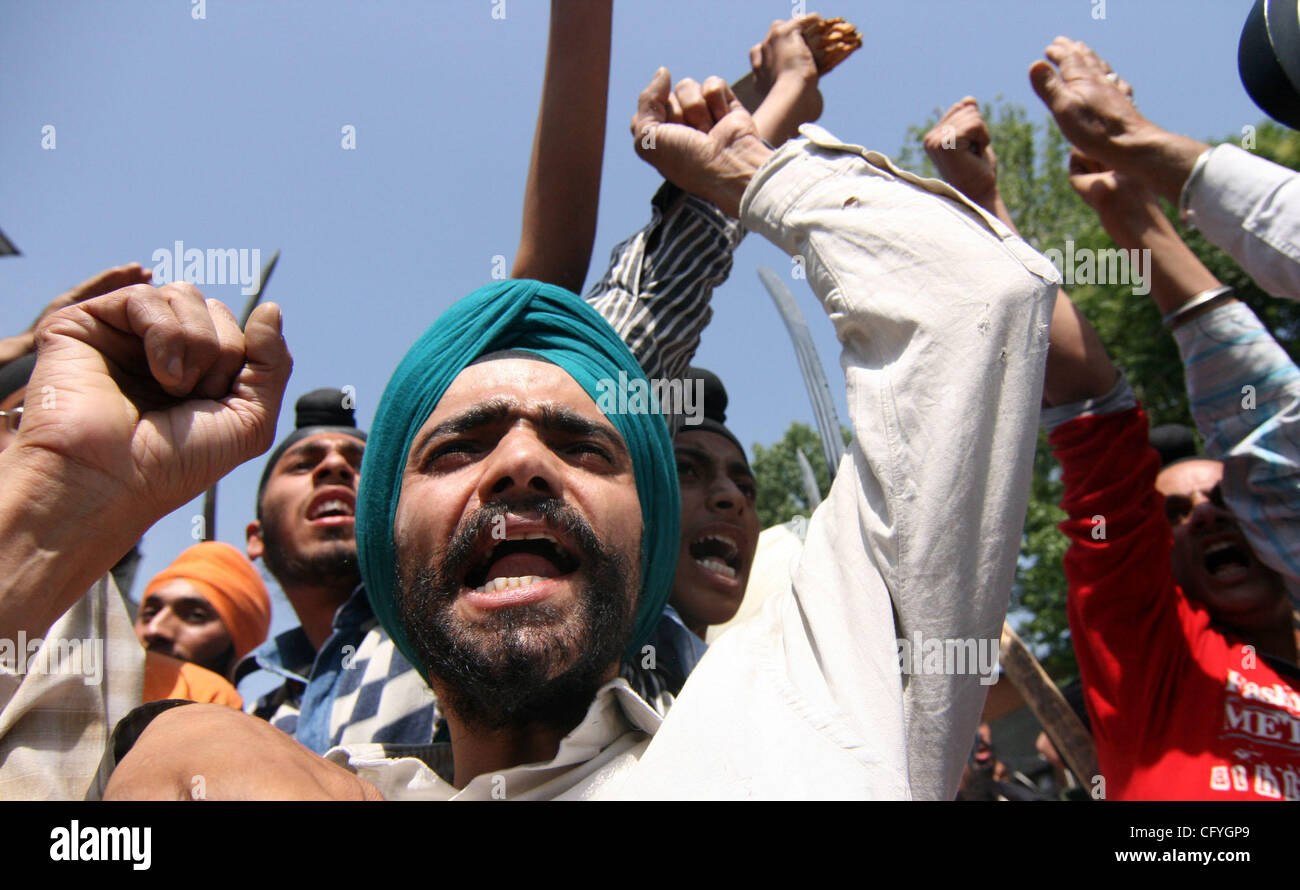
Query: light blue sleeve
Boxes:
[{"xmin": 1173, "ymin": 298, "xmax": 1300, "ymax": 605}]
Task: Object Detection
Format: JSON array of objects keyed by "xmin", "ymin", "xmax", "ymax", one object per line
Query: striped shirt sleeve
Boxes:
[
  {"xmin": 584, "ymin": 182, "xmax": 744, "ymax": 386},
  {"xmin": 1173, "ymin": 298, "xmax": 1300, "ymax": 600}
]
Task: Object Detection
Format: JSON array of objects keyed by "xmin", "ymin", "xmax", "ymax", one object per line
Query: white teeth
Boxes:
[
  {"xmin": 1205, "ymin": 542, "xmax": 1235, "ymax": 557},
  {"xmin": 695, "ymin": 557, "xmax": 737, "ymax": 579},
  {"xmin": 693, "ymin": 533, "xmax": 738, "ymax": 556},
  {"xmin": 503, "ymin": 531, "xmax": 560, "ymax": 544},
  {"xmin": 311, "ymin": 498, "xmax": 354, "ymax": 519},
  {"xmin": 473, "ymin": 575, "xmax": 544, "ymax": 594}
]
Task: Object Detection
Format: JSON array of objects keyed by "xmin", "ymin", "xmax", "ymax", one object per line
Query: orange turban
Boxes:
[{"xmin": 144, "ymin": 542, "xmax": 271, "ymax": 662}]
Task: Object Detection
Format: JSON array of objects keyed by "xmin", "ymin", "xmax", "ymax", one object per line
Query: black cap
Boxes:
[
  {"xmin": 1149, "ymin": 423, "xmax": 1199, "ymax": 468},
  {"xmin": 676, "ymin": 366, "xmax": 747, "ymax": 463},
  {"xmin": 1240, "ymin": 0, "xmax": 1300, "ymax": 130},
  {"xmin": 256, "ymin": 388, "xmax": 367, "ymax": 507}
]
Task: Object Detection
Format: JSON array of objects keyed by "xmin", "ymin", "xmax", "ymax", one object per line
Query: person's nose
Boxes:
[
  {"xmin": 706, "ymin": 476, "xmax": 746, "ymax": 517},
  {"xmin": 1187, "ymin": 497, "xmax": 1229, "ymax": 535},
  {"xmin": 313, "ymin": 447, "xmax": 357, "ymax": 488},
  {"xmin": 476, "ymin": 426, "xmax": 565, "ymax": 505},
  {"xmin": 140, "ymin": 608, "xmax": 177, "ymax": 646}
]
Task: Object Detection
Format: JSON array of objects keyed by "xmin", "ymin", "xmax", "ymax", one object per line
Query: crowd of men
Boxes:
[{"xmin": 2, "ymin": 5, "xmax": 1299, "ymax": 801}]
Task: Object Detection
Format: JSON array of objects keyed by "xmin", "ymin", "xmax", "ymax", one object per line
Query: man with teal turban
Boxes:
[
  {"xmin": 105, "ymin": 68, "xmax": 1058, "ymax": 801},
  {"xmin": 356, "ymin": 278, "xmax": 681, "ymax": 735}
]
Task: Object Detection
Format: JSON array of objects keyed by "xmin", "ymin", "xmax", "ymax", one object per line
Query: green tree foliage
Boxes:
[
  {"xmin": 752, "ymin": 107, "xmax": 1300, "ymax": 682},
  {"xmin": 750, "ymin": 422, "xmax": 850, "ymax": 529},
  {"xmin": 910, "ymin": 104, "xmax": 1300, "ymax": 679}
]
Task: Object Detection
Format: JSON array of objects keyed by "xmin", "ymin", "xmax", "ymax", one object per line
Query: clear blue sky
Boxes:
[{"xmin": 0, "ymin": 0, "xmax": 1265, "ymax": 650}]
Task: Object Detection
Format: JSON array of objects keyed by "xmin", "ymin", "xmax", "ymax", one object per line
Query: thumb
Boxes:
[
  {"xmin": 635, "ymin": 68, "xmax": 671, "ymax": 128},
  {"xmin": 720, "ymin": 80, "xmax": 745, "ymax": 116},
  {"xmin": 237, "ymin": 301, "xmax": 292, "ymax": 452},
  {"xmin": 1029, "ymin": 60, "xmax": 1065, "ymax": 111},
  {"xmin": 1069, "ymin": 172, "xmax": 1109, "ymax": 203}
]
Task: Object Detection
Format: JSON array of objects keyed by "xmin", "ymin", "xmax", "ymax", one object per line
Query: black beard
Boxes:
[
  {"xmin": 396, "ymin": 496, "xmax": 637, "ymax": 733},
  {"xmin": 259, "ymin": 510, "xmax": 360, "ymax": 594}
]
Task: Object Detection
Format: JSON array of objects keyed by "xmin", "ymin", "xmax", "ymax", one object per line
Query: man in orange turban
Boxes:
[{"xmin": 136, "ymin": 542, "xmax": 271, "ymax": 688}]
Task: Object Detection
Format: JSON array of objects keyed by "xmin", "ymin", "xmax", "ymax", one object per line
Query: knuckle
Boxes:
[
  {"xmin": 161, "ymin": 280, "xmax": 206, "ymax": 303},
  {"xmin": 118, "ymin": 282, "xmax": 161, "ymax": 303},
  {"xmin": 205, "ymin": 297, "xmax": 239, "ymax": 326},
  {"xmin": 33, "ymin": 321, "xmax": 65, "ymax": 353}
]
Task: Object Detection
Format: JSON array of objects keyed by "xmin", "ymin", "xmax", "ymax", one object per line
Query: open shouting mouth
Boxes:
[
  {"xmin": 687, "ymin": 530, "xmax": 742, "ymax": 585},
  {"xmin": 306, "ymin": 487, "xmax": 356, "ymax": 527},
  {"xmin": 461, "ymin": 519, "xmax": 582, "ymax": 610},
  {"xmin": 1199, "ymin": 534, "xmax": 1254, "ymax": 586}
]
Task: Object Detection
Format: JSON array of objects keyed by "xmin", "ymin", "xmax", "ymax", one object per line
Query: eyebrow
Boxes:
[
  {"xmin": 139, "ymin": 594, "xmax": 216, "ymax": 611},
  {"xmin": 280, "ymin": 439, "xmax": 365, "ymax": 465},
  {"xmin": 411, "ymin": 397, "xmax": 628, "ymax": 463},
  {"xmin": 675, "ymin": 445, "xmax": 755, "ymax": 481}
]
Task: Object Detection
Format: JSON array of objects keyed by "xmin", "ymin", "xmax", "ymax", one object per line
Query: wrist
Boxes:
[
  {"xmin": 709, "ymin": 136, "xmax": 774, "ymax": 218},
  {"xmin": 1115, "ymin": 125, "xmax": 1211, "ymax": 204},
  {"xmin": 1163, "ymin": 285, "xmax": 1235, "ymax": 330},
  {"xmin": 1092, "ymin": 194, "xmax": 1168, "ymax": 248},
  {"xmin": 0, "ymin": 442, "xmax": 141, "ymax": 564},
  {"xmin": 0, "ymin": 447, "xmax": 131, "ymax": 639},
  {"xmin": 771, "ymin": 66, "xmax": 817, "ymax": 91},
  {"xmin": 754, "ymin": 76, "xmax": 819, "ymax": 146}
]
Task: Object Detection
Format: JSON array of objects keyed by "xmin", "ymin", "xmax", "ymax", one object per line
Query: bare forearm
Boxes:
[
  {"xmin": 512, "ymin": 0, "xmax": 612, "ymax": 293},
  {"xmin": 750, "ymin": 73, "xmax": 819, "ymax": 147},
  {"xmin": 0, "ymin": 448, "xmax": 135, "ymax": 645},
  {"xmin": 1119, "ymin": 127, "xmax": 1211, "ymax": 206},
  {"xmin": 1094, "ymin": 199, "xmax": 1222, "ymax": 317},
  {"xmin": 1043, "ymin": 289, "xmax": 1118, "ymax": 407}
]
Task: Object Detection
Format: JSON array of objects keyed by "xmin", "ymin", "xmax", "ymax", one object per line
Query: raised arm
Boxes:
[
  {"xmin": 632, "ymin": 74, "xmax": 1059, "ymax": 799},
  {"xmin": 511, "ymin": 0, "xmax": 612, "ymax": 294},
  {"xmin": 1031, "ymin": 37, "xmax": 1300, "ymax": 301},
  {"xmin": 584, "ymin": 18, "xmax": 826, "ymax": 386},
  {"xmin": 747, "ymin": 16, "xmax": 823, "ymax": 147},
  {"xmin": 0, "ymin": 284, "xmax": 291, "ymax": 648},
  {"xmin": 1071, "ymin": 153, "xmax": 1300, "ymax": 594},
  {"xmin": 923, "ymin": 98, "xmax": 1117, "ymax": 408}
]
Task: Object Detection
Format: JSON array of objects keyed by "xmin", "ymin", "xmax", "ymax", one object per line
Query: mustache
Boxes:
[
  {"xmin": 438, "ymin": 496, "xmax": 607, "ymax": 592},
  {"xmin": 395, "ymin": 496, "xmax": 639, "ymax": 731}
]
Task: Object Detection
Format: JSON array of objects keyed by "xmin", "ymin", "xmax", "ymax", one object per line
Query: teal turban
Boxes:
[{"xmin": 357, "ymin": 280, "xmax": 680, "ymax": 671}]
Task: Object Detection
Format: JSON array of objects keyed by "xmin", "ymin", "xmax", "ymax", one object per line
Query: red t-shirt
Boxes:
[{"xmin": 1053, "ymin": 406, "xmax": 1300, "ymax": 800}]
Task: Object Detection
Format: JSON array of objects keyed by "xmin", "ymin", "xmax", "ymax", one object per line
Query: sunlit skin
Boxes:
[
  {"xmin": 246, "ymin": 433, "xmax": 364, "ymax": 650},
  {"xmin": 133, "ymin": 579, "xmax": 235, "ymax": 676},
  {"xmin": 395, "ymin": 359, "xmax": 643, "ymax": 785},
  {"xmin": 1155, "ymin": 459, "xmax": 1294, "ymax": 659},
  {"xmin": 0, "ymin": 386, "xmax": 24, "ymax": 454},
  {"xmin": 671, "ymin": 430, "xmax": 759, "ymax": 638}
]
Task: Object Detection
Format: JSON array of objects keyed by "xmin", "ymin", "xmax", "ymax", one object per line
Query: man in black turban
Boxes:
[
  {"xmin": 237, "ymin": 390, "xmax": 370, "ymax": 735},
  {"xmin": 630, "ymin": 367, "xmax": 762, "ymax": 705}
]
